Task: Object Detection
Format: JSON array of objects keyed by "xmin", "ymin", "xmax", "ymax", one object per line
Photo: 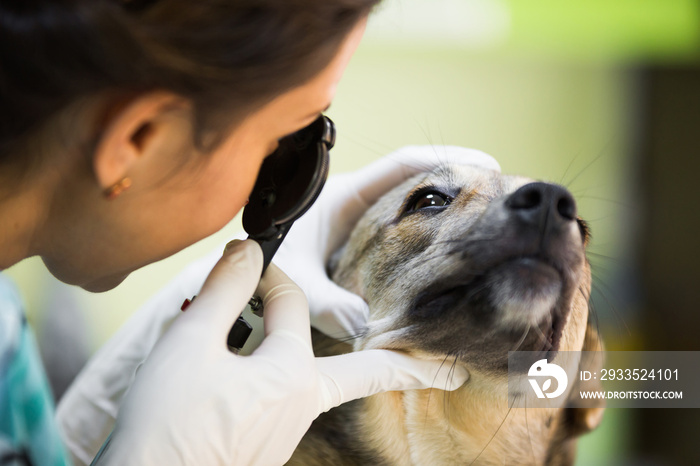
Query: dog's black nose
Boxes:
[{"xmin": 505, "ymin": 182, "xmax": 577, "ymax": 228}]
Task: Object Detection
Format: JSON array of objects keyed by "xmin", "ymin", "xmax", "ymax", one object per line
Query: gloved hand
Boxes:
[
  {"xmin": 57, "ymin": 250, "xmax": 219, "ymax": 466},
  {"xmin": 92, "ymin": 240, "xmax": 468, "ymax": 465},
  {"xmin": 274, "ymin": 145, "xmax": 500, "ymax": 338}
]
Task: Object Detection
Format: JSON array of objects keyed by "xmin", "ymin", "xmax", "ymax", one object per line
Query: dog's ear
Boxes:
[
  {"xmin": 564, "ymin": 321, "xmax": 605, "ymax": 434},
  {"xmin": 546, "ymin": 322, "xmax": 605, "ymax": 465}
]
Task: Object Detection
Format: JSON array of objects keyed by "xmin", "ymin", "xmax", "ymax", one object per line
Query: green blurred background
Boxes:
[{"xmin": 6, "ymin": 0, "xmax": 700, "ymax": 464}]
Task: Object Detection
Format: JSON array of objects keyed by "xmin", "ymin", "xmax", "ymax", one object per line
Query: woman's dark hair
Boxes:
[{"xmin": 0, "ymin": 0, "xmax": 380, "ymax": 171}]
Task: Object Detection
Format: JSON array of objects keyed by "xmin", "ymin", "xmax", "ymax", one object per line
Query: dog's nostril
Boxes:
[
  {"xmin": 557, "ymin": 195, "xmax": 576, "ymax": 221},
  {"xmin": 506, "ymin": 185, "xmax": 541, "ymax": 210}
]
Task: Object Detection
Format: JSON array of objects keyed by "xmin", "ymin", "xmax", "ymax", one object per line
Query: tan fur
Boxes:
[{"xmin": 289, "ymin": 164, "xmax": 604, "ymax": 465}]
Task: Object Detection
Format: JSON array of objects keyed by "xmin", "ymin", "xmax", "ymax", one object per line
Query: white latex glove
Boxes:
[
  {"xmin": 274, "ymin": 145, "xmax": 500, "ymax": 338},
  {"xmin": 56, "ymin": 251, "xmax": 219, "ymax": 465},
  {"xmin": 91, "ymin": 240, "xmax": 468, "ymax": 465}
]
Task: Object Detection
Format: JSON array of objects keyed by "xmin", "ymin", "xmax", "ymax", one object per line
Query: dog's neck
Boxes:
[{"xmin": 356, "ymin": 376, "xmax": 559, "ymax": 465}]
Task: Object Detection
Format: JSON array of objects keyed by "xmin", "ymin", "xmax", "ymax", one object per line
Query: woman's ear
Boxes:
[{"xmin": 92, "ymin": 92, "xmax": 189, "ymax": 192}]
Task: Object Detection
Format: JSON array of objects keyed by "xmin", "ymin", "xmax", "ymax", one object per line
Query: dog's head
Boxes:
[
  {"xmin": 331, "ymin": 164, "xmax": 592, "ymax": 366},
  {"xmin": 327, "ymin": 163, "xmax": 603, "ymax": 464}
]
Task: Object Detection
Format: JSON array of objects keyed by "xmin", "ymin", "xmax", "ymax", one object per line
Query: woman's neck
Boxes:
[{"xmin": 0, "ymin": 171, "xmax": 53, "ymax": 270}]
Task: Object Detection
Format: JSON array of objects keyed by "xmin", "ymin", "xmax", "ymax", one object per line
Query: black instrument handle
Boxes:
[{"xmin": 249, "ymin": 223, "xmax": 292, "ymax": 277}]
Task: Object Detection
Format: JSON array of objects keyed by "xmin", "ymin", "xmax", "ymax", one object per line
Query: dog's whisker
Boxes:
[
  {"xmin": 376, "ymin": 236, "xmax": 505, "ymax": 278},
  {"xmin": 590, "ymin": 277, "xmax": 631, "ymax": 338},
  {"xmin": 562, "ymin": 136, "xmax": 617, "ymax": 189},
  {"xmin": 383, "ymin": 151, "xmax": 439, "ymax": 174},
  {"xmin": 444, "ymin": 235, "xmax": 504, "ymax": 246},
  {"xmin": 443, "ymin": 356, "xmax": 459, "ymax": 416},
  {"xmin": 511, "ymin": 324, "xmax": 531, "ymax": 352},
  {"xmin": 588, "ymin": 293, "xmax": 612, "ymax": 354},
  {"xmin": 571, "ymin": 194, "xmax": 631, "ymax": 208},
  {"xmin": 335, "ymin": 334, "xmax": 363, "ymax": 344},
  {"xmin": 330, "ymin": 327, "xmax": 366, "ymax": 341},
  {"xmin": 585, "ymin": 251, "xmax": 619, "ymax": 263},
  {"xmin": 586, "ymin": 258, "xmax": 619, "ymax": 276},
  {"xmin": 428, "ymin": 237, "xmax": 499, "ymax": 248},
  {"xmin": 464, "ymin": 280, "xmax": 492, "ymax": 301},
  {"xmin": 524, "ymin": 396, "xmax": 537, "ymax": 466},
  {"xmin": 467, "ymin": 401, "xmax": 515, "ymax": 466},
  {"xmin": 380, "ymin": 252, "xmax": 488, "ymax": 289},
  {"xmin": 343, "ymin": 134, "xmax": 397, "ymax": 159},
  {"xmin": 405, "ymin": 252, "xmax": 456, "ymax": 269},
  {"xmin": 558, "ymin": 149, "xmax": 584, "ymax": 187},
  {"xmin": 416, "ymin": 121, "xmax": 435, "ymax": 155},
  {"xmin": 580, "ymin": 285, "xmax": 605, "ymax": 353},
  {"xmin": 577, "ymin": 284, "xmax": 592, "ymax": 306},
  {"xmin": 531, "ymin": 321, "xmax": 551, "ymax": 350},
  {"xmin": 422, "ymin": 355, "xmax": 451, "ymax": 430}
]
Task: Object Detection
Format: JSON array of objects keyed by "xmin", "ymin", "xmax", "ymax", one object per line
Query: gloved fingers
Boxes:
[
  {"xmin": 348, "ymin": 145, "xmax": 501, "ymax": 207},
  {"xmin": 250, "ymin": 264, "xmax": 314, "ymax": 372},
  {"xmin": 269, "ymin": 234, "xmax": 370, "ymax": 338},
  {"xmin": 179, "ymin": 239, "xmax": 263, "ymax": 337},
  {"xmin": 307, "ymin": 280, "xmax": 369, "ymax": 339},
  {"xmin": 255, "ymin": 262, "xmax": 312, "ymax": 347},
  {"xmin": 315, "ymin": 349, "xmax": 469, "ymax": 412}
]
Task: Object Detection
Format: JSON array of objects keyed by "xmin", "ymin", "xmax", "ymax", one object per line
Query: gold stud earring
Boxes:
[{"xmin": 104, "ymin": 177, "xmax": 132, "ymax": 200}]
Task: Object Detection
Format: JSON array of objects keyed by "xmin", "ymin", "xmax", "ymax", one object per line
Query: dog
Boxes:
[{"xmin": 288, "ymin": 163, "xmax": 604, "ymax": 465}]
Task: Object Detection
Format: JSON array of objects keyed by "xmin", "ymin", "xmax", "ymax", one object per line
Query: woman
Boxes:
[{"xmin": 1, "ymin": 1, "xmax": 496, "ymax": 464}]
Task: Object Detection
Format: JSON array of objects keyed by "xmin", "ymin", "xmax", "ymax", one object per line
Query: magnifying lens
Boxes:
[{"xmin": 226, "ymin": 115, "xmax": 335, "ymax": 352}]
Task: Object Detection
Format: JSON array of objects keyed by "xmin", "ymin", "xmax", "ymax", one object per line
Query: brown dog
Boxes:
[{"xmin": 289, "ymin": 163, "xmax": 604, "ymax": 465}]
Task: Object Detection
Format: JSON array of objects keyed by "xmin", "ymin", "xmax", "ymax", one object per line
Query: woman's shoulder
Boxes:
[
  {"xmin": 0, "ymin": 274, "xmax": 72, "ymax": 464},
  {"xmin": 0, "ymin": 274, "xmax": 25, "ymax": 370}
]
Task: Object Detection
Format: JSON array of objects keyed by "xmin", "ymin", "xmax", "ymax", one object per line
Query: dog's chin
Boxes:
[
  {"xmin": 398, "ymin": 256, "xmax": 570, "ymax": 368},
  {"xmin": 487, "ymin": 257, "xmax": 568, "ymax": 358},
  {"xmin": 488, "ymin": 257, "xmax": 563, "ymax": 327}
]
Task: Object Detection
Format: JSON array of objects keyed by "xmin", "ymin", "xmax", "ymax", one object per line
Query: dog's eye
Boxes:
[{"xmin": 407, "ymin": 192, "xmax": 451, "ymax": 212}]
